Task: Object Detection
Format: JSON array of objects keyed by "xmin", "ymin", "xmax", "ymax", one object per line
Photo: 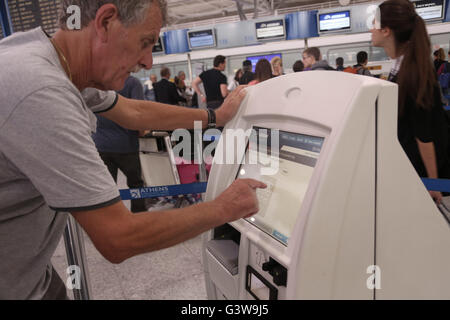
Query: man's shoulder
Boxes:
[{"xmin": 0, "ymin": 28, "xmax": 76, "ymax": 107}]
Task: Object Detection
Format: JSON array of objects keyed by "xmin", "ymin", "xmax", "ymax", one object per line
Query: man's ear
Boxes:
[{"xmin": 94, "ymin": 4, "xmax": 120, "ymax": 43}]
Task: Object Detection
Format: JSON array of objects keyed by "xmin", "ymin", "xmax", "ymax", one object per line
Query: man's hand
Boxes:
[
  {"xmin": 213, "ymin": 179, "xmax": 267, "ymax": 224},
  {"xmin": 216, "ymin": 86, "xmax": 248, "ymax": 127}
]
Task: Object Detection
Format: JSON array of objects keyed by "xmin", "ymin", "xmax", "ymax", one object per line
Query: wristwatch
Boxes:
[{"xmin": 206, "ymin": 108, "xmax": 217, "ymax": 129}]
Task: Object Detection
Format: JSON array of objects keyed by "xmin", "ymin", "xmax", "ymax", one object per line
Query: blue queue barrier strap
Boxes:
[
  {"xmin": 119, "ymin": 182, "xmax": 208, "ymax": 200},
  {"xmin": 422, "ymin": 178, "xmax": 450, "ymax": 193}
]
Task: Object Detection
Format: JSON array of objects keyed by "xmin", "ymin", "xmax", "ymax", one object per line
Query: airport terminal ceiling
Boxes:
[{"xmin": 164, "ymin": 0, "xmax": 375, "ymax": 28}]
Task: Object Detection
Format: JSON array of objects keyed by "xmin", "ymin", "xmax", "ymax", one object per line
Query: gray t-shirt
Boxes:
[{"xmin": 0, "ymin": 27, "xmax": 121, "ymax": 299}]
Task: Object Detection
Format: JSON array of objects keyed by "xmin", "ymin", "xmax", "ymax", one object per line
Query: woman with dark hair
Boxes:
[
  {"xmin": 248, "ymin": 59, "xmax": 273, "ymax": 86},
  {"xmin": 228, "ymin": 68, "xmax": 243, "ymax": 92},
  {"xmin": 371, "ymin": 0, "xmax": 449, "ymax": 203}
]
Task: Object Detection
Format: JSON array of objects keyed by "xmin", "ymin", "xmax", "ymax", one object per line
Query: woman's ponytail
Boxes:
[{"xmin": 382, "ymin": 0, "xmax": 437, "ymax": 115}]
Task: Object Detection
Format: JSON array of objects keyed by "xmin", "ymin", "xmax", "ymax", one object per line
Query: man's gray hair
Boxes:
[{"xmin": 58, "ymin": 0, "xmax": 167, "ymax": 29}]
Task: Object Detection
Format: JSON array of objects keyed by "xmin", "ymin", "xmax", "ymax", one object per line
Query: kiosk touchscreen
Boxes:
[
  {"xmin": 237, "ymin": 127, "xmax": 324, "ymax": 245},
  {"xmin": 202, "ymin": 71, "xmax": 450, "ymax": 300}
]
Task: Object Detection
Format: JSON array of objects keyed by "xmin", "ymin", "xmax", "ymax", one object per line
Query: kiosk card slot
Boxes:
[{"xmin": 214, "ymin": 224, "xmax": 241, "ymax": 245}]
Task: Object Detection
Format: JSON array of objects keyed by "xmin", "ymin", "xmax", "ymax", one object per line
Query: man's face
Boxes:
[
  {"xmin": 302, "ymin": 54, "xmax": 314, "ymax": 69},
  {"xmin": 218, "ymin": 62, "xmax": 226, "ymax": 72},
  {"xmin": 150, "ymin": 74, "xmax": 157, "ymax": 83},
  {"xmin": 93, "ymin": 2, "xmax": 163, "ymax": 90}
]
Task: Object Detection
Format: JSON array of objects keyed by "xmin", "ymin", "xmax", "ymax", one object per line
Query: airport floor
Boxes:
[{"xmin": 51, "ymin": 171, "xmax": 208, "ymax": 300}]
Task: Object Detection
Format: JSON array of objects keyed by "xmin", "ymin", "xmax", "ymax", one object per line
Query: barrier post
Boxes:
[{"xmin": 63, "ymin": 215, "xmax": 92, "ymax": 300}]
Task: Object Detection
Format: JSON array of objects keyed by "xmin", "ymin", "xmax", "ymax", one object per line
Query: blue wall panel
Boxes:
[
  {"xmin": 445, "ymin": 0, "xmax": 450, "ymax": 22},
  {"xmin": 163, "ymin": 29, "xmax": 190, "ymax": 54},
  {"xmin": 285, "ymin": 10, "xmax": 318, "ymax": 40},
  {"xmin": 0, "ymin": 0, "xmax": 11, "ymax": 37}
]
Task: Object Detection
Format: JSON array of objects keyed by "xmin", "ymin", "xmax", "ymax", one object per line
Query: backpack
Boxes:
[
  {"xmin": 438, "ymin": 63, "xmax": 450, "ymax": 90},
  {"xmin": 343, "ymin": 66, "xmax": 364, "ymax": 74}
]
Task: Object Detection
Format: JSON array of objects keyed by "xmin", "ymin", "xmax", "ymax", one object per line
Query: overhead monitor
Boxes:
[
  {"xmin": 237, "ymin": 127, "xmax": 325, "ymax": 246},
  {"xmin": 187, "ymin": 29, "xmax": 216, "ymax": 50},
  {"xmin": 412, "ymin": 0, "xmax": 446, "ymax": 21},
  {"xmin": 7, "ymin": 0, "xmax": 61, "ymax": 35},
  {"xmin": 318, "ymin": 10, "xmax": 352, "ymax": 33},
  {"xmin": 246, "ymin": 53, "xmax": 282, "ymax": 73},
  {"xmin": 255, "ymin": 19, "xmax": 286, "ymax": 41},
  {"xmin": 152, "ymin": 36, "xmax": 165, "ymax": 54}
]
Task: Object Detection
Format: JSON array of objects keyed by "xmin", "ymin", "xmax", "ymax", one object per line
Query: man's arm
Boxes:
[
  {"xmin": 100, "ymin": 86, "xmax": 247, "ymax": 131},
  {"xmin": 221, "ymin": 83, "xmax": 229, "ymax": 99},
  {"xmin": 417, "ymin": 139, "xmax": 442, "ymax": 204},
  {"xmin": 192, "ymin": 76, "xmax": 206, "ymax": 103},
  {"xmin": 71, "ymin": 179, "xmax": 266, "ymax": 264}
]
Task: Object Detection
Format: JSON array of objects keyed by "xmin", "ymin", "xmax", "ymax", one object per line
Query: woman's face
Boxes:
[
  {"xmin": 370, "ymin": 19, "xmax": 384, "ymax": 48},
  {"xmin": 273, "ymin": 62, "xmax": 282, "ymax": 75}
]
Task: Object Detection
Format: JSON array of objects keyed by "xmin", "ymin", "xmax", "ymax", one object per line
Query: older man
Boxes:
[{"xmin": 0, "ymin": 0, "xmax": 264, "ymax": 300}]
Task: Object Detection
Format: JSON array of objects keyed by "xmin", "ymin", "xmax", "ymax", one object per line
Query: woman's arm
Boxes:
[{"xmin": 416, "ymin": 139, "xmax": 443, "ymax": 204}]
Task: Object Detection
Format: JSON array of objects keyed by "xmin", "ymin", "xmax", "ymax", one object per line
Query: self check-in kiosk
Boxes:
[{"xmin": 202, "ymin": 72, "xmax": 450, "ymax": 300}]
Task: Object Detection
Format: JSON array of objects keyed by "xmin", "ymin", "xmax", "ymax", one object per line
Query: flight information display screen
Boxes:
[
  {"xmin": 188, "ymin": 29, "xmax": 216, "ymax": 49},
  {"xmin": 255, "ymin": 19, "xmax": 285, "ymax": 41},
  {"xmin": 152, "ymin": 36, "xmax": 164, "ymax": 54},
  {"xmin": 413, "ymin": 0, "xmax": 445, "ymax": 21},
  {"xmin": 8, "ymin": 0, "xmax": 61, "ymax": 35},
  {"xmin": 237, "ymin": 127, "xmax": 324, "ymax": 246},
  {"xmin": 318, "ymin": 10, "xmax": 351, "ymax": 32}
]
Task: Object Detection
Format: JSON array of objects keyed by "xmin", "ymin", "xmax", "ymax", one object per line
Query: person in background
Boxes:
[
  {"xmin": 248, "ymin": 59, "xmax": 273, "ymax": 86},
  {"xmin": 302, "ymin": 47, "xmax": 334, "ymax": 71},
  {"xmin": 144, "ymin": 73, "xmax": 157, "ymax": 101},
  {"xmin": 434, "ymin": 48, "xmax": 446, "ymax": 72},
  {"xmin": 239, "ymin": 60, "xmax": 255, "ymax": 85},
  {"xmin": 174, "ymin": 71, "xmax": 193, "ymax": 107},
  {"xmin": 371, "ymin": 0, "xmax": 449, "ymax": 204},
  {"xmin": 271, "ymin": 56, "xmax": 284, "ymax": 77},
  {"xmin": 228, "ymin": 68, "xmax": 243, "ymax": 92},
  {"xmin": 192, "ymin": 55, "xmax": 229, "ymax": 109},
  {"xmin": 353, "ymin": 51, "xmax": 373, "ymax": 77},
  {"xmin": 336, "ymin": 57, "xmax": 345, "ymax": 71},
  {"xmin": 93, "ymin": 75, "xmax": 147, "ymax": 213},
  {"xmin": 174, "ymin": 71, "xmax": 187, "ymax": 93},
  {"xmin": 293, "ymin": 60, "xmax": 304, "ymax": 73},
  {"xmin": 153, "ymin": 67, "xmax": 186, "ymax": 105}
]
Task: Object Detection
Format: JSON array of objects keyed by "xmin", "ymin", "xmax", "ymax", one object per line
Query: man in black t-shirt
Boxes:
[{"xmin": 192, "ymin": 55, "xmax": 228, "ymax": 109}]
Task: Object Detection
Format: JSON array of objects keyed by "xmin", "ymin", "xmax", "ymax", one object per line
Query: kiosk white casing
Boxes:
[{"xmin": 202, "ymin": 72, "xmax": 450, "ymax": 300}]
